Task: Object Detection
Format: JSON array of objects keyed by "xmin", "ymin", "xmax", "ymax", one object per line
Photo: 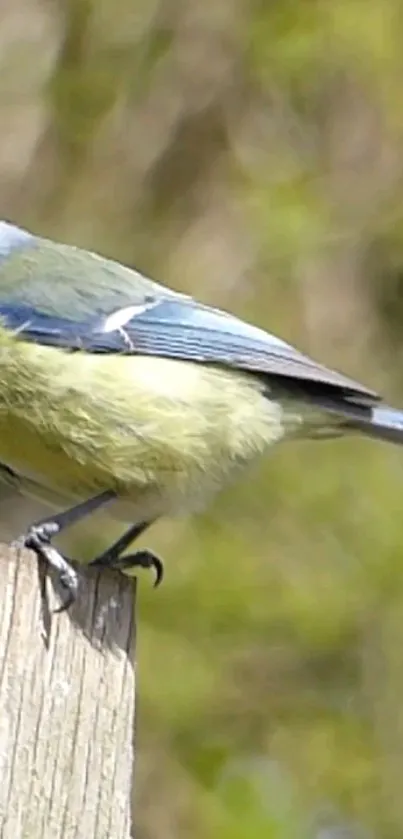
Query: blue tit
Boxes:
[{"xmin": 0, "ymin": 220, "xmax": 400, "ymax": 610}]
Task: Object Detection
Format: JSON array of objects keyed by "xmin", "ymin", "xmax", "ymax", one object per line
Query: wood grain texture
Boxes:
[{"xmin": 0, "ymin": 543, "xmax": 136, "ymax": 839}]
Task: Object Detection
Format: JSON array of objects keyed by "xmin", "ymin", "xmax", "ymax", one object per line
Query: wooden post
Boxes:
[{"xmin": 0, "ymin": 543, "xmax": 136, "ymax": 839}]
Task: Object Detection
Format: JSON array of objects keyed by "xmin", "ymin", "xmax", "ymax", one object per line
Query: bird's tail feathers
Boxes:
[{"xmin": 342, "ymin": 405, "xmax": 403, "ymax": 447}]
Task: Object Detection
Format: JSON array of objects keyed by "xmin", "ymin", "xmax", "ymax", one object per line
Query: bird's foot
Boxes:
[
  {"xmin": 12, "ymin": 522, "xmax": 79, "ymax": 613},
  {"xmin": 90, "ymin": 549, "xmax": 164, "ymax": 587}
]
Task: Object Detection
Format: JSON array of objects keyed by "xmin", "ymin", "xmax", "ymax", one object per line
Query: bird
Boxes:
[{"xmin": 0, "ymin": 218, "xmax": 401, "ymax": 611}]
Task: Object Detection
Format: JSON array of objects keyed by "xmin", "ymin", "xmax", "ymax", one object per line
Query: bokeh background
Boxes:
[{"xmin": 3, "ymin": 0, "xmax": 403, "ymax": 837}]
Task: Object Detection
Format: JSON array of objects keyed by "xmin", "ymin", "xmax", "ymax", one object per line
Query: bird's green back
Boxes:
[{"xmin": 0, "ymin": 236, "xmax": 175, "ymax": 319}]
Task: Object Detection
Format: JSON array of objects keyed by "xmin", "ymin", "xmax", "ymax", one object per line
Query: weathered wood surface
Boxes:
[{"xmin": 0, "ymin": 544, "xmax": 136, "ymax": 839}]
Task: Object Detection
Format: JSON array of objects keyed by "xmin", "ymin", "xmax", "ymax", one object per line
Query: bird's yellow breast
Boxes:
[{"xmin": 0, "ymin": 331, "xmax": 286, "ymax": 520}]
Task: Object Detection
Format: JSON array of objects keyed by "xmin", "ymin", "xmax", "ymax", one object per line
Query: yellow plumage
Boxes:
[{"xmin": 0, "ymin": 328, "xmax": 286, "ymax": 523}]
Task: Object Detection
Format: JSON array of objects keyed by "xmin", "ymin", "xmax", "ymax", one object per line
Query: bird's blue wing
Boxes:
[
  {"xmin": 0, "ymin": 303, "xmax": 88, "ymax": 347},
  {"xmin": 0, "ymin": 298, "xmax": 379, "ymax": 404}
]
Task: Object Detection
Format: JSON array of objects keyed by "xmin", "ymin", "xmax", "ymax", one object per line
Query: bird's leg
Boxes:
[
  {"xmin": 89, "ymin": 521, "xmax": 164, "ymax": 587},
  {"xmin": 13, "ymin": 489, "xmax": 117, "ymax": 612}
]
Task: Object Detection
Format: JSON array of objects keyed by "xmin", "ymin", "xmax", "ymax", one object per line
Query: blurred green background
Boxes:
[{"xmin": 4, "ymin": 0, "xmax": 403, "ymax": 836}]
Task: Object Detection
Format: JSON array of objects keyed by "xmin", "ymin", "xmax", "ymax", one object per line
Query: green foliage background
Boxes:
[{"xmin": 3, "ymin": 0, "xmax": 403, "ymax": 836}]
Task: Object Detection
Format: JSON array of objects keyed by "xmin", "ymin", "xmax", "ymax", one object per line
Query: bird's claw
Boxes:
[
  {"xmin": 13, "ymin": 523, "xmax": 79, "ymax": 613},
  {"xmin": 13, "ymin": 516, "xmax": 164, "ymax": 614},
  {"xmin": 90, "ymin": 548, "xmax": 164, "ymax": 587},
  {"xmin": 131, "ymin": 550, "xmax": 164, "ymax": 588},
  {"xmin": 52, "ymin": 565, "xmax": 79, "ymax": 613}
]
